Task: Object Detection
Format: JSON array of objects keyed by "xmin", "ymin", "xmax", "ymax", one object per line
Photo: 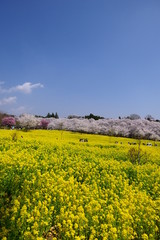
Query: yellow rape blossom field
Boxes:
[{"xmin": 0, "ymin": 129, "xmax": 160, "ymax": 240}]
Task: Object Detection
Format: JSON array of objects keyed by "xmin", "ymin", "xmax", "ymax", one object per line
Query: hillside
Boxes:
[
  {"xmin": 47, "ymin": 118, "xmax": 160, "ymax": 140},
  {"xmin": 1, "ymin": 114, "xmax": 160, "ymax": 140}
]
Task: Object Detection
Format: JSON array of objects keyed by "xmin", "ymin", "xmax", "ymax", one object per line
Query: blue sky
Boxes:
[{"xmin": 0, "ymin": 0, "xmax": 160, "ymax": 118}]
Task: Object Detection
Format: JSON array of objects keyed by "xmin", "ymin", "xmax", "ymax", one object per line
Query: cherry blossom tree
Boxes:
[
  {"xmin": 40, "ymin": 119, "xmax": 50, "ymax": 129},
  {"xmin": 17, "ymin": 114, "xmax": 40, "ymax": 129},
  {"xmin": 2, "ymin": 117, "xmax": 16, "ymax": 128}
]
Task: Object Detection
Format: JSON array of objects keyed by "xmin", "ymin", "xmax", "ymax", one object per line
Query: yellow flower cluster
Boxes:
[{"xmin": 0, "ymin": 130, "xmax": 159, "ymax": 239}]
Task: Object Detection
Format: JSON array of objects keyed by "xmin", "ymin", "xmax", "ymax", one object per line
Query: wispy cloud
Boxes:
[
  {"xmin": 10, "ymin": 106, "xmax": 28, "ymax": 115},
  {"xmin": 10, "ymin": 82, "xmax": 44, "ymax": 94},
  {"xmin": 0, "ymin": 81, "xmax": 6, "ymax": 93},
  {"xmin": 0, "ymin": 82, "xmax": 44, "ymax": 94},
  {"xmin": 0, "ymin": 96, "xmax": 17, "ymax": 106}
]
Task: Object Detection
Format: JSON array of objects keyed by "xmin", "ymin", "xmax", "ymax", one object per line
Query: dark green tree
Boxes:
[{"xmin": 55, "ymin": 112, "xmax": 59, "ymax": 119}]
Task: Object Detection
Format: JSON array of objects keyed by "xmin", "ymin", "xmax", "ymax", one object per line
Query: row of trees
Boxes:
[
  {"xmin": 1, "ymin": 115, "xmax": 50, "ymax": 129},
  {"xmin": 1, "ymin": 114, "xmax": 160, "ymax": 140}
]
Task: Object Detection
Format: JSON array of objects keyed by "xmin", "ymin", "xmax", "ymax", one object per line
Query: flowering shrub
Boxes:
[{"xmin": 0, "ymin": 130, "xmax": 159, "ymax": 239}]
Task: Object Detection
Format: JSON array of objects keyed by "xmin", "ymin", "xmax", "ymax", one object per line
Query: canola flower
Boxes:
[{"xmin": 0, "ymin": 129, "xmax": 160, "ymax": 239}]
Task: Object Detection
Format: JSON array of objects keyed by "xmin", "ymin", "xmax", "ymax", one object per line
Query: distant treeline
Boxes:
[
  {"xmin": 84, "ymin": 113, "xmax": 104, "ymax": 120},
  {"xmin": 35, "ymin": 112, "xmax": 59, "ymax": 119},
  {"xmin": 1, "ymin": 111, "xmax": 160, "ymax": 140}
]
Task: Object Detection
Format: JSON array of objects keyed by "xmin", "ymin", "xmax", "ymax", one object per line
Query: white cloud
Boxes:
[
  {"xmin": 10, "ymin": 82, "xmax": 44, "ymax": 94},
  {"xmin": 0, "ymin": 96, "xmax": 17, "ymax": 106},
  {"xmin": 0, "ymin": 82, "xmax": 44, "ymax": 94}
]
